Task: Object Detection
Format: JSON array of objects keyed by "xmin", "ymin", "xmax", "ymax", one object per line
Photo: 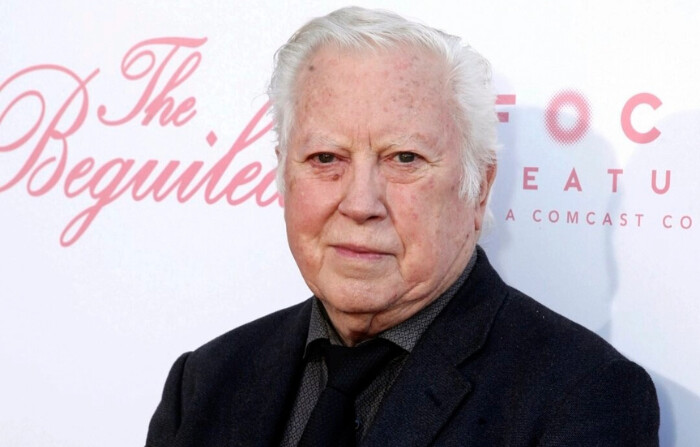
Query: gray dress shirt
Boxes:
[{"xmin": 280, "ymin": 252, "xmax": 477, "ymax": 446}]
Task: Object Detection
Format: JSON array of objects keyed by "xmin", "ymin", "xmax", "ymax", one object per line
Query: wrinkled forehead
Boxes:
[
  {"xmin": 296, "ymin": 42, "xmax": 447, "ymax": 87},
  {"xmin": 292, "ymin": 44, "xmax": 452, "ymax": 120},
  {"xmin": 285, "ymin": 44, "xmax": 463, "ymax": 166}
]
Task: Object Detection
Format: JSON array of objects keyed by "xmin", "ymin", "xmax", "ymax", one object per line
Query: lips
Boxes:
[{"xmin": 332, "ymin": 243, "xmax": 391, "ymax": 260}]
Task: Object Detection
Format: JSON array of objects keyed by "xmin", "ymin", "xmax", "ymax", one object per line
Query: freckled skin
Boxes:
[{"xmin": 282, "ymin": 46, "xmax": 495, "ymax": 346}]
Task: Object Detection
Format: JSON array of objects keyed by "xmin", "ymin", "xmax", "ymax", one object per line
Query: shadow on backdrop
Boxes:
[
  {"xmin": 483, "ymin": 104, "xmax": 617, "ymax": 337},
  {"xmin": 482, "ymin": 104, "xmax": 700, "ymax": 446},
  {"xmin": 607, "ymin": 110, "xmax": 700, "ymax": 447}
]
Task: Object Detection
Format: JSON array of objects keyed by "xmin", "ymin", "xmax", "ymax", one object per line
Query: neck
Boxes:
[{"xmin": 322, "ymin": 298, "xmax": 435, "ymax": 347}]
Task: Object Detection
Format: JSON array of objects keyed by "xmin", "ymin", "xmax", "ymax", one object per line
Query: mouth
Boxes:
[{"xmin": 331, "ymin": 244, "xmax": 391, "ymax": 260}]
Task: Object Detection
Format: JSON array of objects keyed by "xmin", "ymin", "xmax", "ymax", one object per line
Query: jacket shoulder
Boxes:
[
  {"xmin": 497, "ymin": 286, "xmax": 622, "ymax": 366},
  {"xmin": 187, "ymin": 298, "xmax": 313, "ymax": 370},
  {"xmin": 146, "ymin": 299, "xmax": 313, "ymax": 447},
  {"xmin": 483, "ymin": 287, "xmax": 659, "ymax": 444}
]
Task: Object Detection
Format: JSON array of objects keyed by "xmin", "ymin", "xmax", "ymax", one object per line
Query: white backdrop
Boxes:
[{"xmin": 1, "ymin": 1, "xmax": 698, "ymax": 446}]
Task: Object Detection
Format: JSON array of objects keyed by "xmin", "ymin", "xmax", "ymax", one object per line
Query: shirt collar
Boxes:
[{"xmin": 304, "ymin": 248, "xmax": 478, "ymax": 356}]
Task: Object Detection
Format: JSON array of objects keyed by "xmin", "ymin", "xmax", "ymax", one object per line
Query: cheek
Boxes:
[
  {"xmin": 284, "ymin": 176, "xmax": 338, "ymax": 242},
  {"xmin": 389, "ymin": 185, "xmax": 444, "ymax": 259},
  {"xmin": 284, "ymin": 183, "xmax": 322, "ymax": 274},
  {"xmin": 390, "ymin": 180, "xmax": 473, "ymax": 263},
  {"xmin": 392, "ymin": 176, "xmax": 445, "ymax": 226}
]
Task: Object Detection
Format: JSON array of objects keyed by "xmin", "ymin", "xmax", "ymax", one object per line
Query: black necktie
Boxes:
[{"xmin": 298, "ymin": 338, "xmax": 402, "ymax": 447}]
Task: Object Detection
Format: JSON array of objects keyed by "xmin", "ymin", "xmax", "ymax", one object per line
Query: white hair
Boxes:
[{"xmin": 268, "ymin": 6, "xmax": 497, "ymax": 201}]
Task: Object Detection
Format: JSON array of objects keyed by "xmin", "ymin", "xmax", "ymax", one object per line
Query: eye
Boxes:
[
  {"xmin": 395, "ymin": 152, "xmax": 417, "ymax": 163},
  {"xmin": 313, "ymin": 153, "xmax": 336, "ymax": 163}
]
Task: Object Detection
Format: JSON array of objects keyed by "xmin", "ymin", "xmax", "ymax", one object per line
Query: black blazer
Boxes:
[{"xmin": 146, "ymin": 248, "xmax": 659, "ymax": 446}]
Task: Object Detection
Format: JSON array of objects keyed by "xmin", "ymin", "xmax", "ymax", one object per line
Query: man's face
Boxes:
[{"xmin": 282, "ymin": 45, "xmax": 493, "ymax": 342}]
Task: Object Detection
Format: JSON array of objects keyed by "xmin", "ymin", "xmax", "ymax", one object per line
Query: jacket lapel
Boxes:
[{"xmin": 362, "ymin": 247, "xmax": 508, "ymax": 447}]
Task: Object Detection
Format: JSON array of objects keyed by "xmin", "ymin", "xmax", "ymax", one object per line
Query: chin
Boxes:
[{"xmin": 321, "ymin": 284, "xmax": 399, "ymax": 315}]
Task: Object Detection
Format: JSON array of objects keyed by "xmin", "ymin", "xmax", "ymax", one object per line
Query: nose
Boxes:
[{"xmin": 337, "ymin": 158, "xmax": 388, "ymax": 224}]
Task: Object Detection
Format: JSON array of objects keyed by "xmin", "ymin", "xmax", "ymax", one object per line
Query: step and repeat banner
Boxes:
[{"xmin": 1, "ymin": 1, "xmax": 698, "ymax": 446}]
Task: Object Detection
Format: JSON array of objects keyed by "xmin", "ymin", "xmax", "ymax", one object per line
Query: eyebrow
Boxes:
[
  {"xmin": 303, "ymin": 132, "xmax": 347, "ymax": 149},
  {"xmin": 302, "ymin": 131, "xmax": 436, "ymax": 152},
  {"xmin": 382, "ymin": 133, "xmax": 434, "ymax": 151}
]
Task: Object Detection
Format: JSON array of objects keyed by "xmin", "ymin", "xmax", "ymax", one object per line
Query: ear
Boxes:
[
  {"xmin": 479, "ymin": 163, "xmax": 497, "ymax": 208},
  {"xmin": 275, "ymin": 146, "xmax": 281, "ymax": 162},
  {"xmin": 475, "ymin": 163, "xmax": 497, "ymax": 231}
]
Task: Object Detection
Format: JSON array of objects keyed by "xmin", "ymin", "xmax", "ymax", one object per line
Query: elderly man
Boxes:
[{"xmin": 146, "ymin": 7, "xmax": 659, "ymax": 447}]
